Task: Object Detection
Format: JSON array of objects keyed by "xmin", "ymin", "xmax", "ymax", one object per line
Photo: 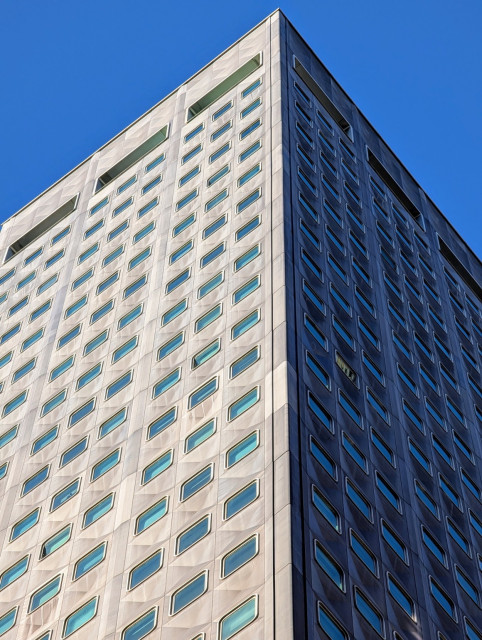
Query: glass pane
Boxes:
[
  {"xmin": 0, "ymin": 556, "xmax": 29, "ymax": 589},
  {"xmin": 121, "ymin": 609, "xmax": 156, "ymax": 640},
  {"xmin": 83, "ymin": 494, "xmax": 113, "ymax": 527},
  {"xmin": 142, "ymin": 451, "xmax": 172, "ymax": 484},
  {"xmin": 185, "ymin": 420, "xmax": 215, "ymax": 453},
  {"xmin": 129, "ymin": 551, "xmax": 162, "ymax": 589},
  {"xmin": 41, "ymin": 525, "xmax": 71, "ymax": 559},
  {"xmin": 74, "ymin": 543, "xmax": 107, "ymax": 580},
  {"xmin": 226, "ymin": 432, "xmax": 258, "ymax": 467},
  {"xmin": 222, "ymin": 536, "xmax": 257, "ymax": 577},
  {"xmin": 63, "ymin": 598, "xmax": 97, "ymax": 637},
  {"xmin": 91, "ymin": 450, "xmax": 120, "ymax": 481},
  {"xmin": 177, "ymin": 516, "xmax": 210, "ymax": 554},
  {"xmin": 29, "ymin": 575, "xmax": 61, "ymax": 612},
  {"xmin": 136, "ymin": 498, "xmax": 168, "ymax": 534},
  {"xmin": 147, "ymin": 408, "xmax": 176, "ymax": 440},
  {"xmin": 220, "ymin": 597, "xmax": 257, "ymax": 640},
  {"xmin": 225, "ymin": 481, "xmax": 258, "ymax": 519},
  {"xmin": 171, "ymin": 573, "xmax": 207, "ymax": 614},
  {"xmin": 181, "ymin": 466, "xmax": 213, "ymax": 501}
]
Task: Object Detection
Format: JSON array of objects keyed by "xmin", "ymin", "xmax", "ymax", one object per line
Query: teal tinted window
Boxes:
[
  {"xmin": 203, "ymin": 213, "xmax": 227, "ymax": 238},
  {"xmin": 77, "ymin": 363, "xmax": 102, "ymax": 390},
  {"xmin": 153, "ymin": 369, "xmax": 180, "ymax": 398},
  {"xmin": 232, "ymin": 309, "xmax": 260, "ymax": 339},
  {"xmin": 142, "ymin": 176, "xmax": 161, "ymax": 194},
  {"xmin": 69, "ymin": 398, "xmax": 95, "ymax": 427},
  {"xmin": 236, "ymin": 189, "xmax": 261, "ymax": 213},
  {"xmin": 230, "ymin": 346, "xmax": 259, "ymax": 378},
  {"xmin": 240, "ymin": 119, "xmax": 261, "ymax": 140},
  {"xmin": 108, "ymin": 221, "xmax": 129, "ymax": 242},
  {"xmin": 1, "ymin": 323, "xmax": 21, "ymax": 345},
  {"xmin": 147, "ymin": 408, "xmax": 176, "ymax": 440},
  {"xmin": 91, "ymin": 449, "xmax": 120, "ymax": 481},
  {"xmin": 90, "ymin": 299, "xmax": 114, "ymax": 324},
  {"xmin": 50, "ymin": 355, "xmax": 74, "ymax": 381},
  {"xmin": 158, "ymin": 333, "xmax": 184, "ymax": 360},
  {"xmin": 112, "ymin": 336, "xmax": 138, "ymax": 363},
  {"xmin": 213, "ymin": 101, "xmax": 232, "ymax": 119},
  {"xmin": 179, "ymin": 165, "xmax": 200, "ymax": 186},
  {"xmin": 118, "ymin": 176, "xmax": 136, "ymax": 194},
  {"xmin": 90, "ymin": 197, "xmax": 108, "ymax": 216},
  {"xmin": 30, "ymin": 300, "xmax": 52, "ymax": 322},
  {"xmin": 222, "ymin": 535, "xmax": 257, "ymax": 577},
  {"xmin": 123, "ymin": 275, "xmax": 147, "ymax": 299},
  {"xmin": 103, "ymin": 245, "xmax": 124, "ymax": 267},
  {"xmin": 198, "ymin": 272, "xmax": 224, "ymax": 298},
  {"xmin": 234, "ymin": 245, "xmax": 260, "ymax": 271},
  {"xmin": 0, "ymin": 556, "xmax": 29, "ymax": 590},
  {"xmin": 84, "ymin": 329, "xmax": 108, "ymax": 355},
  {"xmin": 226, "ymin": 432, "xmax": 259, "ymax": 468},
  {"xmin": 106, "ymin": 371, "xmax": 132, "ymax": 399},
  {"xmin": 128, "ymin": 551, "xmax": 162, "ymax": 590},
  {"xmin": 22, "ymin": 465, "xmax": 49, "ymax": 496},
  {"xmin": 29, "ymin": 575, "xmax": 61, "ymax": 612},
  {"xmin": 194, "ymin": 303, "xmax": 221, "ymax": 332},
  {"xmin": 45, "ymin": 249, "xmax": 64, "ymax": 269},
  {"xmin": 135, "ymin": 498, "xmax": 168, "ymax": 534},
  {"xmin": 188, "ymin": 378, "xmax": 218, "ymax": 409},
  {"xmin": 233, "ymin": 275, "xmax": 260, "ymax": 304},
  {"xmin": 182, "ymin": 144, "xmax": 202, "ymax": 164},
  {"xmin": 181, "ymin": 465, "xmax": 213, "ymax": 501},
  {"xmin": 314, "ymin": 541, "xmax": 344, "ymax": 590},
  {"xmin": 238, "ymin": 163, "xmax": 261, "ymax": 186},
  {"xmin": 1, "ymin": 462, "xmax": 9, "ymax": 479},
  {"xmin": 239, "ymin": 140, "xmax": 261, "ymax": 163},
  {"xmin": 97, "ymin": 271, "xmax": 119, "ymax": 294},
  {"xmin": 177, "ymin": 516, "xmax": 210, "ymax": 554},
  {"xmin": 73, "ymin": 542, "xmax": 107, "ymax": 580},
  {"xmin": 83, "ymin": 493, "xmax": 114, "ymax": 528},
  {"xmin": 32, "ymin": 426, "xmax": 59, "ymax": 455},
  {"xmin": 184, "ymin": 124, "xmax": 204, "ymax": 143},
  {"xmin": 209, "ymin": 142, "xmax": 230, "ymax": 163},
  {"xmin": 220, "ymin": 596, "xmax": 257, "ymax": 640},
  {"xmin": 173, "ymin": 213, "xmax": 196, "ymax": 237},
  {"xmin": 165, "ymin": 269, "xmax": 190, "ymax": 294},
  {"xmin": 170, "ymin": 240, "xmax": 193, "ymax": 264},
  {"xmin": 142, "ymin": 450, "xmax": 172, "ymax": 484},
  {"xmin": 129, "ymin": 248, "xmax": 151, "ymax": 271},
  {"xmin": 40, "ymin": 525, "xmax": 71, "ymax": 559},
  {"xmin": 212, "ymin": 121, "xmax": 232, "ymax": 141},
  {"xmin": 72, "ymin": 268, "xmax": 94, "ymax": 291},
  {"xmin": 205, "ymin": 189, "xmax": 228, "ymax": 213},
  {"xmin": 185, "ymin": 419, "xmax": 215, "ymax": 453},
  {"xmin": 3, "ymin": 390, "xmax": 28, "ymax": 417},
  {"xmin": 121, "ymin": 609, "xmax": 156, "ymax": 640},
  {"xmin": 176, "ymin": 189, "xmax": 198, "ymax": 211},
  {"xmin": 8, "ymin": 296, "xmax": 28, "ymax": 316},
  {"xmin": 57, "ymin": 325, "xmax": 80, "ymax": 349},
  {"xmin": 171, "ymin": 573, "xmax": 207, "ymax": 614},
  {"xmin": 84, "ymin": 220, "xmax": 104, "ymax": 239},
  {"xmin": 0, "ymin": 351, "xmax": 12, "ymax": 369},
  {"xmin": 0, "ymin": 608, "xmax": 16, "ymax": 636},
  {"xmin": 51, "ymin": 479, "xmax": 80, "ymax": 511},
  {"xmin": 118, "ymin": 304, "xmax": 143, "ymax": 329},
  {"xmin": 228, "ymin": 387, "xmax": 259, "ymax": 421},
  {"xmin": 60, "ymin": 437, "xmax": 88, "ymax": 467},
  {"xmin": 63, "ymin": 597, "xmax": 97, "ymax": 637},
  {"xmin": 207, "ymin": 165, "xmax": 229, "ymax": 187},
  {"xmin": 225, "ymin": 480, "xmax": 258, "ymax": 519},
  {"xmin": 133, "ymin": 222, "xmax": 155, "ymax": 244},
  {"xmin": 78, "ymin": 242, "xmax": 99, "ymax": 263},
  {"xmin": 11, "ymin": 509, "xmax": 40, "ymax": 541},
  {"xmin": 0, "ymin": 425, "xmax": 17, "ymax": 449},
  {"xmin": 192, "ymin": 339, "xmax": 220, "ymax": 368},
  {"xmin": 99, "ymin": 407, "xmax": 127, "ymax": 439}
]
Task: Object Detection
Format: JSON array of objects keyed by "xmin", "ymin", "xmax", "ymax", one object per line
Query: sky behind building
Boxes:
[{"xmin": 1, "ymin": 0, "xmax": 481, "ymax": 258}]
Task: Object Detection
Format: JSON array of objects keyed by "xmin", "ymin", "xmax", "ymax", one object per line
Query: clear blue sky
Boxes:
[{"xmin": 1, "ymin": 0, "xmax": 481, "ymax": 259}]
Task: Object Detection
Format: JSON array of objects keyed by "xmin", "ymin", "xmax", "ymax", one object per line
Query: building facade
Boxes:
[{"xmin": 0, "ymin": 10, "xmax": 481, "ymax": 640}]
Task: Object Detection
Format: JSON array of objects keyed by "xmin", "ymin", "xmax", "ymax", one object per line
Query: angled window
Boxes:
[
  {"xmin": 147, "ymin": 408, "xmax": 176, "ymax": 440},
  {"xmin": 91, "ymin": 449, "xmax": 120, "ymax": 481},
  {"xmin": 142, "ymin": 450, "xmax": 173, "ymax": 485},
  {"xmin": 222, "ymin": 535, "xmax": 258, "ymax": 578},
  {"xmin": 82, "ymin": 493, "xmax": 114, "ymax": 528},
  {"xmin": 10, "ymin": 508, "xmax": 40, "ymax": 541},
  {"xmin": 135, "ymin": 497, "xmax": 168, "ymax": 534},
  {"xmin": 171, "ymin": 572, "xmax": 208, "ymax": 615},
  {"xmin": 128, "ymin": 550, "xmax": 163, "ymax": 590},
  {"xmin": 0, "ymin": 555, "xmax": 29, "ymax": 590},
  {"xmin": 354, "ymin": 588, "xmax": 384, "ymax": 636},
  {"xmin": 176, "ymin": 515, "xmax": 211, "ymax": 554},
  {"xmin": 219, "ymin": 596, "xmax": 258, "ymax": 640},
  {"xmin": 73, "ymin": 542, "xmax": 107, "ymax": 580},
  {"xmin": 40, "ymin": 525, "xmax": 72, "ymax": 559},
  {"xmin": 181, "ymin": 465, "xmax": 213, "ymax": 501},
  {"xmin": 60, "ymin": 436, "xmax": 88, "ymax": 468},
  {"xmin": 224, "ymin": 480, "xmax": 258, "ymax": 519},
  {"xmin": 51, "ymin": 478, "xmax": 80, "ymax": 511},
  {"xmin": 62, "ymin": 597, "xmax": 98, "ymax": 638},
  {"xmin": 21, "ymin": 465, "xmax": 49, "ymax": 496},
  {"xmin": 28, "ymin": 575, "xmax": 62, "ymax": 612}
]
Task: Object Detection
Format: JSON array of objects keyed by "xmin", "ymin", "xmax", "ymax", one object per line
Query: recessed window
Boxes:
[
  {"xmin": 0, "ymin": 556, "xmax": 29, "ymax": 590},
  {"xmin": 31, "ymin": 426, "xmax": 59, "ymax": 456},
  {"xmin": 106, "ymin": 371, "xmax": 132, "ymax": 399},
  {"xmin": 228, "ymin": 387, "xmax": 259, "ymax": 421},
  {"xmin": 68, "ymin": 399, "xmax": 94, "ymax": 426},
  {"xmin": 10, "ymin": 508, "xmax": 40, "ymax": 541},
  {"xmin": 421, "ymin": 526, "xmax": 447, "ymax": 566},
  {"xmin": 222, "ymin": 535, "xmax": 258, "ymax": 578},
  {"xmin": 230, "ymin": 346, "xmax": 259, "ymax": 378},
  {"xmin": 82, "ymin": 493, "xmax": 114, "ymax": 528},
  {"xmin": 135, "ymin": 498, "xmax": 168, "ymax": 534},
  {"xmin": 173, "ymin": 213, "xmax": 196, "ymax": 237},
  {"xmin": 185, "ymin": 419, "xmax": 216, "ymax": 453},
  {"xmin": 317, "ymin": 603, "xmax": 347, "ymax": 640},
  {"xmin": 3, "ymin": 390, "xmax": 28, "ymax": 417},
  {"xmin": 184, "ymin": 124, "xmax": 204, "ymax": 143},
  {"xmin": 62, "ymin": 597, "xmax": 98, "ymax": 638},
  {"xmin": 103, "ymin": 245, "xmax": 124, "ymax": 267},
  {"xmin": 224, "ymin": 480, "xmax": 258, "ymax": 519},
  {"xmin": 207, "ymin": 165, "xmax": 230, "ymax": 188},
  {"xmin": 414, "ymin": 480, "xmax": 439, "ymax": 518},
  {"xmin": 21, "ymin": 465, "xmax": 49, "ymax": 496},
  {"xmin": 73, "ymin": 542, "xmax": 107, "ymax": 580},
  {"xmin": 308, "ymin": 392, "xmax": 333, "ymax": 432},
  {"xmin": 158, "ymin": 333, "xmax": 184, "ymax": 360},
  {"xmin": 142, "ymin": 450, "xmax": 173, "ymax": 485},
  {"xmin": 376, "ymin": 472, "xmax": 401, "ymax": 512},
  {"xmin": 312, "ymin": 485, "xmax": 340, "ymax": 532},
  {"xmin": 232, "ymin": 308, "xmax": 260, "ymax": 339},
  {"xmin": 90, "ymin": 299, "xmax": 114, "ymax": 324},
  {"xmin": 314, "ymin": 540, "xmax": 344, "ymax": 590},
  {"xmin": 128, "ymin": 550, "xmax": 163, "ymax": 590},
  {"xmin": 98, "ymin": 407, "xmax": 127, "ymax": 439},
  {"xmin": 91, "ymin": 449, "xmax": 121, "ymax": 482},
  {"xmin": 310, "ymin": 437, "xmax": 337, "ymax": 479},
  {"xmin": 429, "ymin": 577, "xmax": 456, "ymax": 620},
  {"xmin": 381, "ymin": 520, "xmax": 407, "ymax": 562},
  {"xmin": 180, "ymin": 465, "xmax": 213, "ymax": 501},
  {"xmin": 165, "ymin": 268, "xmax": 190, "ymax": 294},
  {"xmin": 219, "ymin": 596, "xmax": 258, "ymax": 640},
  {"xmin": 354, "ymin": 588, "xmax": 384, "ymax": 636},
  {"xmin": 346, "ymin": 479, "xmax": 372, "ymax": 521},
  {"xmin": 112, "ymin": 336, "xmax": 138, "ymax": 363},
  {"xmin": 350, "ymin": 531, "xmax": 377, "ymax": 575},
  {"xmin": 194, "ymin": 304, "xmax": 222, "ymax": 333},
  {"xmin": 212, "ymin": 120, "xmax": 232, "ymax": 141},
  {"xmin": 84, "ymin": 329, "xmax": 108, "ymax": 356},
  {"xmin": 161, "ymin": 299, "xmax": 187, "ymax": 326},
  {"xmin": 226, "ymin": 432, "xmax": 259, "ymax": 468},
  {"xmin": 40, "ymin": 524, "xmax": 71, "ymax": 559},
  {"xmin": 28, "ymin": 575, "xmax": 62, "ymax": 612},
  {"xmin": 198, "ymin": 271, "xmax": 224, "ymax": 298},
  {"xmin": 192, "ymin": 339, "xmax": 220, "ymax": 369},
  {"xmin": 176, "ymin": 515, "xmax": 211, "ymax": 554},
  {"xmin": 387, "ymin": 574, "xmax": 415, "ymax": 619},
  {"xmin": 153, "ymin": 368, "xmax": 180, "ymax": 398},
  {"xmin": 60, "ymin": 436, "xmax": 88, "ymax": 468},
  {"xmin": 179, "ymin": 165, "xmax": 200, "ymax": 187},
  {"xmin": 51, "ymin": 479, "xmax": 80, "ymax": 511},
  {"xmin": 113, "ymin": 198, "xmax": 133, "ymax": 217},
  {"xmin": 171, "ymin": 572, "xmax": 208, "ymax": 614}
]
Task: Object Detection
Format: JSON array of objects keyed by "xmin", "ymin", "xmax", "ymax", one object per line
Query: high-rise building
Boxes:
[{"xmin": 0, "ymin": 9, "xmax": 481, "ymax": 640}]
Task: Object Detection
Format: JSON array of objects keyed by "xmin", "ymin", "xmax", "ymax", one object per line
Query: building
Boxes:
[{"xmin": 0, "ymin": 9, "xmax": 481, "ymax": 640}]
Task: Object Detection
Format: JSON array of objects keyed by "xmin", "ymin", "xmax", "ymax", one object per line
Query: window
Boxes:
[
  {"xmin": 213, "ymin": 101, "xmax": 232, "ymax": 120},
  {"xmin": 234, "ymin": 244, "xmax": 260, "ymax": 271},
  {"xmin": 73, "ymin": 542, "xmax": 107, "ymax": 580},
  {"xmin": 310, "ymin": 437, "xmax": 337, "ymax": 479},
  {"xmin": 422, "ymin": 526, "xmax": 446, "ymax": 566},
  {"xmin": 408, "ymin": 439, "xmax": 431, "ymax": 474},
  {"xmin": 415, "ymin": 480, "xmax": 439, "ymax": 518},
  {"xmin": 203, "ymin": 214, "xmax": 227, "ymax": 238},
  {"xmin": 108, "ymin": 221, "xmax": 129, "ymax": 243},
  {"xmin": 212, "ymin": 121, "xmax": 232, "ymax": 141},
  {"xmin": 161, "ymin": 299, "xmax": 186, "ymax": 326},
  {"xmin": 135, "ymin": 497, "xmax": 168, "ymax": 535},
  {"xmin": 230, "ymin": 346, "xmax": 259, "ymax": 378},
  {"xmin": 10, "ymin": 509, "xmax": 40, "ymax": 541},
  {"xmin": 376, "ymin": 473, "xmax": 401, "ymax": 511},
  {"xmin": 314, "ymin": 541, "xmax": 344, "ymax": 590},
  {"xmin": 165, "ymin": 269, "xmax": 190, "ymax": 294},
  {"xmin": 232, "ymin": 309, "xmax": 260, "ymax": 339},
  {"xmin": 312, "ymin": 485, "xmax": 340, "ymax": 531},
  {"xmin": 179, "ymin": 165, "xmax": 200, "ymax": 186},
  {"xmin": 240, "ymin": 119, "xmax": 261, "ymax": 141},
  {"xmin": 171, "ymin": 572, "xmax": 208, "ymax": 614},
  {"xmin": 381, "ymin": 520, "xmax": 407, "ymax": 562},
  {"xmin": 338, "ymin": 392, "xmax": 362, "ymax": 427},
  {"xmin": 210, "ymin": 142, "xmax": 230, "ymax": 163},
  {"xmin": 185, "ymin": 124, "xmax": 204, "ymax": 143},
  {"xmin": 77, "ymin": 363, "xmax": 102, "ymax": 390},
  {"xmin": 0, "ymin": 608, "xmax": 17, "ymax": 636},
  {"xmin": 40, "ymin": 525, "xmax": 71, "ymax": 559},
  {"xmin": 51, "ymin": 479, "xmax": 80, "ymax": 511},
  {"xmin": 224, "ymin": 480, "xmax": 258, "ymax": 519},
  {"xmin": 346, "ymin": 479, "xmax": 372, "ymax": 521},
  {"xmin": 317, "ymin": 603, "xmax": 347, "ymax": 640},
  {"xmin": 228, "ymin": 387, "xmax": 259, "ymax": 421},
  {"xmin": 3, "ymin": 390, "xmax": 28, "ymax": 417},
  {"xmin": 237, "ymin": 188, "xmax": 261, "ymax": 213},
  {"xmin": 106, "ymin": 371, "xmax": 132, "ymax": 399},
  {"xmin": 113, "ymin": 198, "xmax": 133, "ymax": 217},
  {"xmin": 83, "ymin": 493, "xmax": 114, "ymax": 528},
  {"xmin": 226, "ymin": 432, "xmax": 259, "ymax": 468},
  {"xmin": 112, "ymin": 336, "xmax": 138, "ymax": 363},
  {"xmin": 28, "ymin": 575, "xmax": 62, "ymax": 612},
  {"xmin": 447, "ymin": 518, "xmax": 470, "ymax": 554},
  {"xmin": 98, "ymin": 407, "xmax": 127, "ymax": 439},
  {"xmin": 439, "ymin": 474, "xmax": 461, "ymax": 508},
  {"xmin": 304, "ymin": 315, "xmax": 328, "ymax": 349},
  {"xmin": 354, "ymin": 588, "xmax": 384, "ymax": 636},
  {"xmin": 62, "ymin": 597, "xmax": 98, "ymax": 637},
  {"xmin": 0, "ymin": 425, "xmax": 17, "ymax": 450},
  {"xmin": 128, "ymin": 550, "xmax": 163, "ymax": 590},
  {"xmin": 185, "ymin": 419, "xmax": 215, "ymax": 453},
  {"xmin": 142, "ymin": 450, "xmax": 172, "ymax": 484},
  {"xmin": 198, "ymin": 271, "xmax": 224, "ymax": 298},
  {"xmin": 32, "ymin": 426, "xmax": 59, "ymax": 455},
  {"xmin": 176, "ymin": 515, "xmax": 211, "ymax": 554},
  {"xmin": 181, "ymin": 465, "xmax": 213, "ymax": 501},
  {"xmin": 387, "ymin": 574, "xmax": 415, "ymax": 619},
  {"xmin": 239, "ymin": 140, "xmax": 261, "ymax": 163},
  {"xmin": 219, "ymin": 596, "xmax": 258, "ymax": 640},
  {"xmin": 158, "ymin": 333, "xmax": 184, "ymax": 360},
  {"xmin": 69, "ymin": 398, "xmax": 95, "ymax": 427},
  {"xmin": 192, "ymin": 340, "xmax": 220, "ymax": 369},
  {"xmin": 350, "ymin": 531, "xmax": 377, "ymax": 575},
  {"xmin": 22, "ymin": 465, "xmax": 49, "ymax": 496},
  {"xmin": 0, "ymin": 556, "xmax": 29, "ymax": 590},
  {"xmin": 342, "ymin": 433, "xmax": 367, "ymax": 472},
  {"xmin": 429, "ymin": 577, "xmax": 456, "ymax": 619},
  {"xmin": 91, "ymin": 449, "xmax": 121, "ymax": 481},
  {"xmin": 200, "ymin": 242, "xmax": 225, "ymax": 267},
  {"xmin": 308, "ymin": 392, "xmax": 333, "ymax": 432},
  {"xmin": 222, "ymin": 535, "xmax": 258, "ymax": 578},
  {"xmin": 103, "ymin": 245, "xmax": 124, "ymax": 267},
  {"xmin": 60, "ymin": 437, "xmax": 88, "ymax": 468},
  {"xmin": 194, "ymin": 304, "xmax": 221, "ymax": 333},
  {"xmin": 139, "ymin": 175, "xmax": 159, "ymax": 194},
  {"xmin": 90, "ymin": 299, "xmax": 114, "ymax": 324},
  {"xmin": 173, "ymin": 213, "xmax": 196, "ymax": 237}
]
